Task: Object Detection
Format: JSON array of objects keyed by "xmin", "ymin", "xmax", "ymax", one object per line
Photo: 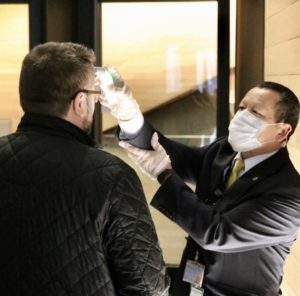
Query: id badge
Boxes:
[
  {"xmin": 182, "ymin": 260, "xmax": 205, "ymax": 287},
  {"xmin": 190, "ymin": 285, "xmax": 204, "ymax": 296}
]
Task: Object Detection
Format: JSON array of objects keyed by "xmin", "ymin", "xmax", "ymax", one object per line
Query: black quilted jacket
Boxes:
[{"xmin": 0, "ymin": 113, "xmax": 169, "ymax": 296}]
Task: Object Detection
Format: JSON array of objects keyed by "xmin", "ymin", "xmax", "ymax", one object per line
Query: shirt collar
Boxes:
[{"xmin": 235, "ymin": 150, "xmax": 278, "ymax": 176}]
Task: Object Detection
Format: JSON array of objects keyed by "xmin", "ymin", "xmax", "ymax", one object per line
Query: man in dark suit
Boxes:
[{"xmin": 99, "ymin": 68, "xmax": 300, "ymax": 296}]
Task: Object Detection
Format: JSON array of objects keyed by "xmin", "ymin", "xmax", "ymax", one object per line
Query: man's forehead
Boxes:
[{"xmin": 242, "ymin": 87, "xmax": 279, "ymax": 106}]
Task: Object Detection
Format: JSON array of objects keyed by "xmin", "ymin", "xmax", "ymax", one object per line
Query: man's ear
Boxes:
[
  {"xmin": 72, "ymin": 92, "xmax": 86, "ymax": 118},
  {"xmin": 275, "ymin": 123, "xmax": 292, "ymax": 142}
]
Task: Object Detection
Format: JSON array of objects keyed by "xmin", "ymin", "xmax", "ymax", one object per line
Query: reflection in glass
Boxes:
[
  {"xmin": 101, "ymin": 2, "xmax": 218, "ymax": 140},
  {"xmin": 0, "ymin": 4, "xmax": 29, "ymax": 134},
  {"xmin": 99, "ymin": 1, "xmax": 219, "ymax": 265}
]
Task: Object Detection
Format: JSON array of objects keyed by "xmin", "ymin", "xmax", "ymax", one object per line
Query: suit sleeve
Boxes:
[
  {"xmin": 118, "ymin": 120, "xmax": 155, "ymax": 150},
  {"xmin": 118, "ymin": 121, "xmax": 208, "ymax": 184},
  {"xmin": 151, "ymin": 171, "xmax": 300, "ymax": 253},
  {"xmin": 103, "ymin": 164, "xmax": 169, "ymax": 295}
]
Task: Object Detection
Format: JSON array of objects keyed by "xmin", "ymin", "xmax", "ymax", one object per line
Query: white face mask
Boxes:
[{"xmin": 228, "ymin": 109, "xmax": 281, "ymax": 152}]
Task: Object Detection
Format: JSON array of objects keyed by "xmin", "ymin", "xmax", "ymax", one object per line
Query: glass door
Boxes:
[
  {"xmin": 96, "ymin": 0, "xmax": 234, "ymax": 266},
  {"xmin": 0, "ymin": 3, "xmax": 29, "ymax": 135}
]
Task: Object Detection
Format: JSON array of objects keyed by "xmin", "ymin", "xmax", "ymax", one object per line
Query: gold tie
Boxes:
[{"xmin": 226, "ymin": 158, "xmax": 245, "ymax": 189}]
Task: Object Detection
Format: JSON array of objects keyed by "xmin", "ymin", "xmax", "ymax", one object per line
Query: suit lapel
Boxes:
[
  {"xmin": 209, "ymin": 141, "xmax": 236, "ymax": 199},
  {"xmin": 224, "ymin": 148, "xmax": 290, "ymax": 199}
]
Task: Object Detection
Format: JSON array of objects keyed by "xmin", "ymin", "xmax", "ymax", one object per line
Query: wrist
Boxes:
[
  {"xmin": 157, "ymin": 169, "xmax": 173, "ymax": 184},
  {"xmin": 118, "ymin": 112, "xmax": 144, "ymax": 135}
]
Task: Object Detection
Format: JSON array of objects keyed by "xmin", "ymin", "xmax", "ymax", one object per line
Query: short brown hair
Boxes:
[{"xmin": 19, "ymin": 42, "xmax": 95, "ymax": 116}]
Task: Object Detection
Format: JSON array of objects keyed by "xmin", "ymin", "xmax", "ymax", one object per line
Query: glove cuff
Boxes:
[
  {"xmin": 111, "ymin": 100, "xmax": 141, "ymax": 121},
  {"xmin": 118, "ymin": 111, "xmax": 144, "ymax": 135}
]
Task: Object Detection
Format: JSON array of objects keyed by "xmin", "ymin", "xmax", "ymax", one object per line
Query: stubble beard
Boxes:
[{"xmin": 83, "ymin": 113, "xmax": 93, "ymax": 135}]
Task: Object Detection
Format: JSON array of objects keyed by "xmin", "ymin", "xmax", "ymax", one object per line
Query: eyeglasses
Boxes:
[{"xmin": 72, "ymin": 89, "xmax": 102, "ymax": 103}]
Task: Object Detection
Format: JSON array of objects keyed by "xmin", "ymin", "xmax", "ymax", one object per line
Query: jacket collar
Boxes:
[
  {"xmin": 209, "ymin": 138, "xmax": 290, "ymax": 202},
  {"xmin": 224, "ymin": 146, "xmax": 290, "ymax": 198},
  {"xmin": 210, "ymin": 139, "xmax": 236, "ymax": 193},
  {"xmin": 17, "ymin": 113, "xmax": 95, "ymax": 147},
  {"xmin": 240, "ymin": 147, "xmax": 290, "ymax": 180}
]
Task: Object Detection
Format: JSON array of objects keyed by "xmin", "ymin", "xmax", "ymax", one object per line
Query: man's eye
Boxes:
[
  {"xmin": 251, "ymin": 109, "xmax": 261, "ymax": 116},
  {"xmin": 249, "ymin": 109, "xmax": 264, "ymax": 119}
]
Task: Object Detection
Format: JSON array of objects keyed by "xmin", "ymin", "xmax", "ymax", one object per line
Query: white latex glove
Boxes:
[
  {"xmin": 119, "ymin": 132, "xmax": 171, "ymax": 179},
  {"xmin": 96, "ymin": 66, "xmax": 142, "ymax": 122}
]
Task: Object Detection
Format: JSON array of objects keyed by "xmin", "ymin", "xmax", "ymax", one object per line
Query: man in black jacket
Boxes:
[
  {"xmin": 99, "ymin": 68, "xmax": 300, "ymax": 296},
  {"xmin": 0, "ymin": 42, "xmax": 169, "ymax": 296}
]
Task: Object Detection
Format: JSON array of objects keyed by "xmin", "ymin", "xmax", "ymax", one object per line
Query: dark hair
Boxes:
[
  {"xmin": 19, "ymin": 42, "xmax": 95, "ymax": 116},
  {"xmin": 257, "ymin": 81, "xmax": 300, "ymax": 138}
]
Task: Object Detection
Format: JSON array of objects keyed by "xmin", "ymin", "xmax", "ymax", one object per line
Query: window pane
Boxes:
[
  {"xmin": 0, "ymin": 4, "xmax": 29, "ymax": 136},
  {"xmin": 101, "ymin": 2, "xmax": 218, "ymax": 143},
  {"xmin": 99, "ymin": 1, "xmax": 218, "ymax": 265}
]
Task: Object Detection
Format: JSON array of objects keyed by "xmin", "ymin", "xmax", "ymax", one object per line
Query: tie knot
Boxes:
[{"xmin": 226, "ymin": 158, "xmax": 245, "ymax": 189}]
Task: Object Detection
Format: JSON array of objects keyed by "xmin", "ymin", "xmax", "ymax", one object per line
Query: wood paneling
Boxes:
[
  {"xmin": 265, "ymin": 39, "xmax": 300, "ymax": 76},
  {"xmin": 290, "ymin": 232, "xmax": 300, "ymax": 262},
  {"xmin": 265, "ymin": 1, "xmax": 300, "ymax": 295},
  {"xmin": 288, "ymin": 142, "xmax": 300, "ymax": 173},
  {"xmin": 281, "ymin": 280, "xmax": 298, "ymax": 296},
  {"xmin": 282, "ymin": 246, "xmax": 300, "ymax": 296},
  {"xmin": 265, "ymin": 1, "xmax": 300, "ymax": 48},
  {"xmin": 265, "ymin": 0, "xmax": 297, "ymax": 19}
]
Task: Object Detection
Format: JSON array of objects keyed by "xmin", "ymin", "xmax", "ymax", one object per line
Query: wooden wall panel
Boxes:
[
  {"xmin": 265, "ymin": 1, "xmax": 300, "ymax": 295},
  {"xmin": 265, "ymin": 0, "xmax": 297, "ymax": 18},
  {"xmin": 265, "ymin": 1, "xmax": 300, "ymax": 48},
  {"xmin": 282, "ymin": 246, "xmax": 300, "ymax": 296},
  {"xmin": 280, "ymin": 281, "xmax": 297, "ymax": 296},
  {"xmin": 288, "ymin": 143, "xmax": 300, "ymax": 173},
  {"xmin": 291, "ymin": 233, "xmax": 300, "ymax": 262},
  {"xmin": 265, "ymin": 39, "xmax": 300, "ymax": 76}
]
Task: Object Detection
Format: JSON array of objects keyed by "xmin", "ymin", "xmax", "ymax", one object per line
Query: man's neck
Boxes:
[{"xmin": 241, "ymin": 143, "xmax": 283, "ymax": 159}]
